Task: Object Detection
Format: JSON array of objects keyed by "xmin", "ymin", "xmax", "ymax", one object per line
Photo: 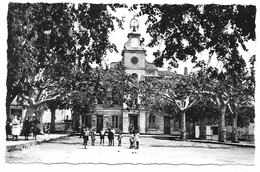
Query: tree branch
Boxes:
[
  {"xmin": 35, "ymin": 88, "xmax": 44, "ymax": 102},
  {"xmin": 20, "ymin": 93, "xmax": 29, "ymax": 101},
  {"xmin": 187, "ymin": 98, "xmax": 197, "ymax": 109},
  {"xmin": 160, "ymin": 93, "xmax": 175, "ymax": 104},
  {"xmin": 35, "ymin": 94, "xmax": 61, "ymax": 107},
  {"xmin": 228, "ymin": 103, "xmax": 234, "ymax": 114},
  {"xmin": 175, "ymin": 99, "xmax": 184, "ymax": 111}
]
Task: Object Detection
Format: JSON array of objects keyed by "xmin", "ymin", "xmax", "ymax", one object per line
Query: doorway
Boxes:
[
  {"xmin": 96, "ymin": 115, "xmax": 103, "ymax": 133},
  {"xmin": 164, "ymin": 116, "xmax": 171, "ymax": 134},
  {"xmin": 129, "ymin": 114, "xmax": 139, "ymax": 132}
]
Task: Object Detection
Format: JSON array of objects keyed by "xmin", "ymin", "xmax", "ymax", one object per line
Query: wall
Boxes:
[
  {"xmin": 95, "ymin": 104, "xmax": 123, "ymax": 133},
  {"xmin": 42, "ymin": 109, "xmax": 72, "ymax": 123},
  {"xmin": 124, "ymin": 52, "xmax": 146, "ymax": 69},
  {"xmin": 226, "ymin": 123, "xmax": 255, "ymax": 141},
  {"xmin": 145, "ymin": 111, "xmax": 173, "ymax": 135}
]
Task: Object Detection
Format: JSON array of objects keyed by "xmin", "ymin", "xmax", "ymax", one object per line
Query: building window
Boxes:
[
  {"xmin": 149, "ymin": 116, "xmax": 156, "ymax": 128},
  {"xmin": 112, "ymin": 116, "xmax": 119, "ymax": 128}
]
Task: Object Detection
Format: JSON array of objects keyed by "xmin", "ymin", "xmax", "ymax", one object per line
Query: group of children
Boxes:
[
  {"xmin": 129, "ymin": 129, "xmax": 140, "ymax": 149},
  {"xmin": 80, "ymin": 126, "xmax": 140, "ymax": 149}
]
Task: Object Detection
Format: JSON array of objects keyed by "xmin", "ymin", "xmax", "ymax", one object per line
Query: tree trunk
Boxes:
[
  {"xmin": 218, "ymin": 105, "xmax": 227, "ymax": 142},
  {"xmin": 6, "ymin": 92, "xmax": 11, "ymax": 117},
  {"xmin": 199, "ymin": 118, "xmax": 205, "ymax": 139},
  {"xmin": 192, "ymin": 119, "xmax": 196, "ymax": 138},
  {"xmin": 180, "ymin": 110, "xmax": 186, "ymax": 140},
  {"xmin": 72, "ymin": 110, "xmax": 79, "ymax": 131},
  {"xmin": 35, "ymin": 109, "xmax": 44, "ymax": 134},
  {"xmin": 24, "ymin": 105, "xmax": 37, "ymax": 120},
  {"xmin": 199, "ymin": 107, "xmax": 207, "ymax": 139},
  {"xmin": 231, "ymin": 112, "xmax": 239, "ymax": 143},
  {"xmin": 50, "ymin": 107, "xmax": 56, "ymax": 133}
]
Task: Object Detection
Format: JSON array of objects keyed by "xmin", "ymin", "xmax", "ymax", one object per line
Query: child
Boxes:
[
  {"xmin": 129, "ymin": 133, "xmax": 134, "ymax": 149},
  {"xmin": 111, "ymin": 127, "xmax": 115, "ymax": 146},
  {"xmin": 90, "ymin": 128, "xmax": 96, "ymax": 146},
  {"xmin": 117, "ymin": 132, "xmax": 123, "ymax": 146},
  {"xmin": 134, "ymin": 130, "xmax": 140, "ymax": 149},
  {"xmin": 100, "ymin": 128, "xmax": 105, "ymax": 146},
  {"xmin": 79, "ymin": 125, "xmax": 84, "ymax": 138},
  {"xmin": 83, "ymin": 128, "xmax": 90, "ymax": 149},
  {"xmin": 108, "ymin": 128, "xmax": 113, "ymax": 146}
]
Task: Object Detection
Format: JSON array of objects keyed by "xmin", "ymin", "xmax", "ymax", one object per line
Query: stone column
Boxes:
[
  {"xmin": 139, "ymin": 111, "xmax": 146, "ymax": 134},
  {"xmin": 123, "ymin": 111, "xmax": 129, "ymax": 133}
]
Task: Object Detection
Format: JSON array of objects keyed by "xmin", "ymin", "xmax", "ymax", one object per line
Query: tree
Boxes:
[
  {"xmin": 227, "ymin": 55, "xmax": 255, "ymax": 142},
  {"xmin": 90, "ymin": 62, "xmax": 138, "ymax": 112},
  {"xmin": 135, "ymin": 4, "xmax": 255, "ymax": 142},
  {"xmin": 7, "ymin": 3, "xmax": 125, "ymax": 111},
  {"xmin": 7, "ymin": 3, "xmax": 125, "ymax": 131},
  {"xmin": 139, "ymin": 72, "xmax": 201, "ymax": 140},
  {"xmin": 196, "ymin": 62, "xmax": 254, "ymax": 142},
  {"xmin": 186, "ymin": 100, "xmax": 219, "ymax": 138},
  {"xmin": 136, "ymin": 4, "xmax": 255, "ymax": 75}
]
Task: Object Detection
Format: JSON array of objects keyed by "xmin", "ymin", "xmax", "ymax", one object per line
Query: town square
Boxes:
[{"xmin": 2, "ymin": 1, "xmax": 258, "ymax": 171}]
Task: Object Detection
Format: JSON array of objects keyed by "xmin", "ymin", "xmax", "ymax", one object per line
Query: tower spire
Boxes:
[{"xmin": 130, "ymin": 15, "xmax": 139, "ymax": 33}]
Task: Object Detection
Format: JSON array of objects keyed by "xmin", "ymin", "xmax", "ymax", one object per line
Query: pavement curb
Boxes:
[
  {"xmin": 6, "ymin": 134, "xmax": 70, "ymax": 152},
  {"xmin": 187, "ymin": 139, "xmax": 255, "ymax": 148}
]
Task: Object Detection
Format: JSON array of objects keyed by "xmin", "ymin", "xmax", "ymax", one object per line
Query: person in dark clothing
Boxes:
[
  {"xmin": 32, "ymin": 117, "xmax": 41, "ymax": 140},
  {"xmin": 108, "ymin": 128, "xmax": 113, "ymax": 146},
  {"xmin": 129, "ymin": 133, "xmax": 134, "ymax": 149},
  {"xmin": 117, "ymin": 132, "xmax": 123, "ymax": 146},
  {"xmin": 90, "ymin": 128, "xmax": 96, "ymax": 146},
  {"xmin": 79, "ymin": 125, "xmax": 84, "ymax": 138},
  {"xmin": 23, "ymin": 117, "xmax": 32, "ymax": 140},
  {"xmin": 6, "ymin": 118, "xmax": 12, "ymax": 141}
]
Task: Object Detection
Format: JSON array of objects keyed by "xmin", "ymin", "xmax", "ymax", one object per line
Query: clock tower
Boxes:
[{"xmin": 121, "ymin": 16, "xmax": 146, "ymax": 81}]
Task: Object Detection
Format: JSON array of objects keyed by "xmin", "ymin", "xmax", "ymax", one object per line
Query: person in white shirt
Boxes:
[
  {"xmin": 100, "ymin": 128, "xmax": 105, "ymax": 146},
  {"xmin": 134, "ymin": 130, "xmax": 140, "ymax": 149},
  {"xmin": 11, "ymin": 115, "xmax": 21, "ymax": 141},
  {"xmin": 111, "ymin": 127, "xmax": 115, "ymax": 146}
]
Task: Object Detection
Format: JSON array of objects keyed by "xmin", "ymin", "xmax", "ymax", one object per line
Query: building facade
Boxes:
[{"xmin": 78, "ymin": 16, "xmax": 179, "ymax": 135}]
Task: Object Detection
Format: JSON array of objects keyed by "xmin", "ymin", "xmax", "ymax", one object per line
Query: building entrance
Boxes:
[
  {"xmin": 96, "ymin": 115, "xmax": 103, "ymax": 133},
  {"xmin": 164, "ymin": 116, "xmax": 171, "ymax": 134},
  {"xmin": 129, "ymin": 114, "xmax": 139, "ymax": 132}
]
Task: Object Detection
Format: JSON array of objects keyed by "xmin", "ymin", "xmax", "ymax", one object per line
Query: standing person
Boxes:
[
  {"xmin": 108, "ymin": 128, "xmax": 113, "ymax": 146},
  {"xmin": 100, "ymin": 128, "xmax": 105, "ymax": 146},
  {"xmin": 6, "ymin": 117, "xmax": 12, "ymax": 141},
  {"xmin": 32, "ymin": 117, "xmax": 41, "ymax": 140},
  {"xmin": 117, "ymin": 131, "xmax": 123, "ymax": 146},
  {"xmin": 90, "ymin": 128, "xmax": 96, "ymax": 146},
  {"xmin": 129, "ymin": 132, "xmax": 134, "ymax": 149},
  {"xmin": 79, "ymin": 125, "xmax": 84, "ymax": 138},
  {"xmin": 11, "ymin": 115, "xmax": 21, "ymax": 141},
  {"xmin": 111, "ymin": 127, "xmax": 115, "ymax": 146},
  {"xmin": 23, "ymin": 117, "xmax": 32, "ymax": 140},
  {"xmin": 135, "ymin": 130, "xmax": 140, "ymax": 149},
  {"xmin": 83, "ymin": 127, "xmax": 90, "ymax": 149}
]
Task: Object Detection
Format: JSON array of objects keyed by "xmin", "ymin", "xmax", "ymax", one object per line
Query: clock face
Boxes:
[{"xmin": 131, "ymin": 57, "xmax": 138, "ymax": 65}]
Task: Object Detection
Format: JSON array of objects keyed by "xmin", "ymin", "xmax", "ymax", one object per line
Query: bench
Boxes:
[{"xmin": 206, "ymin": 134, "xmax": 213, "ymax": 141}]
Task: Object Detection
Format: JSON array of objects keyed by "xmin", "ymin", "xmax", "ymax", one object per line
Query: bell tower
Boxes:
[{"xmin": 121, "ymin": 16, "xmax": 146, "ymax": 81}]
